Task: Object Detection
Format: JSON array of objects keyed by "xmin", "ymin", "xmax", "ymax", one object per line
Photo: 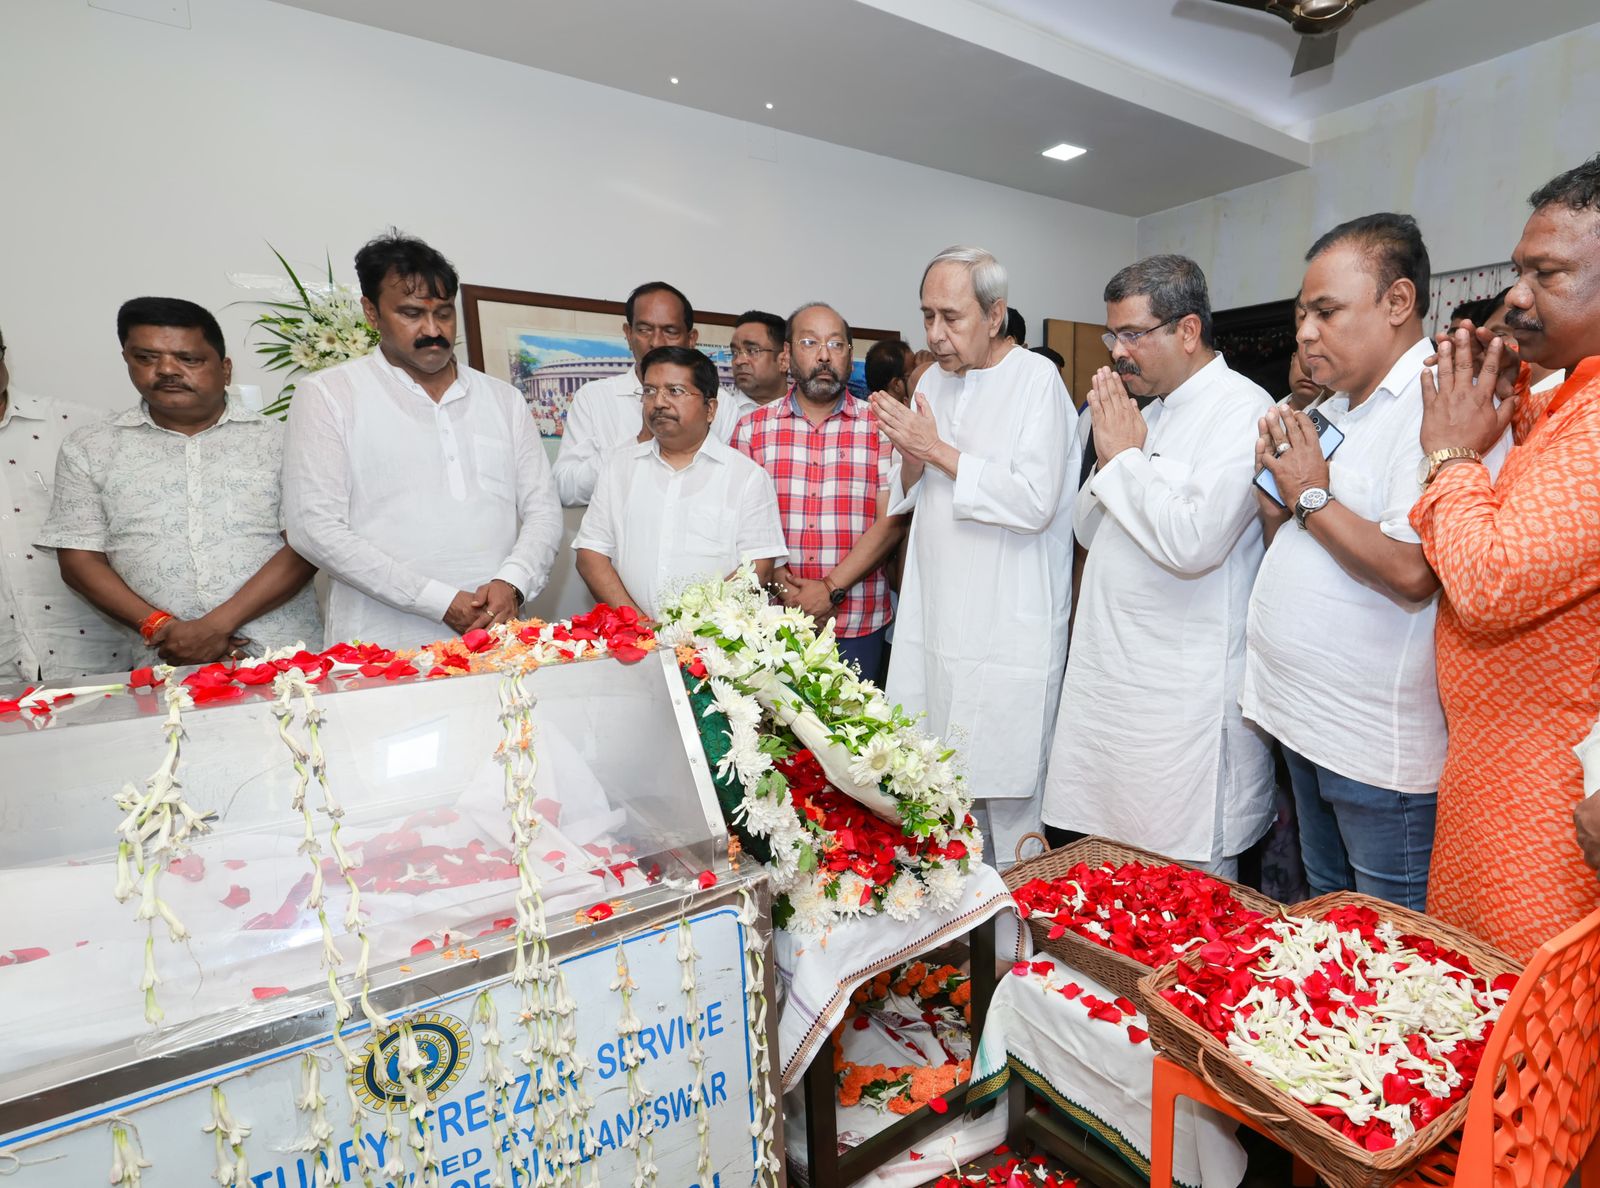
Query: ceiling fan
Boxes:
[{"xmin": 1205, "ymin": 0, "xmax": 1375, "ymax": 76}]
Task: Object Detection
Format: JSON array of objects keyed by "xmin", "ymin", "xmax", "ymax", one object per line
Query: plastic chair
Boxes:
[{"xmin": 1148, "ymin": 907, "xmax": 1600, "ymax": 1187}]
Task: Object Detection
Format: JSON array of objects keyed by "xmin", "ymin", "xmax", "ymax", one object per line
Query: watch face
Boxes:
[
  {"xmin": 829, "ymin": 588, "xmax": 847, "ymax": 606},
  {"xmin": 1417, "ymin": 456, "xmax": 1432, "ymax": 485},
  {"xmin": 1298, "ymin": 487, "xmax": 1329, "ymax": 512}
]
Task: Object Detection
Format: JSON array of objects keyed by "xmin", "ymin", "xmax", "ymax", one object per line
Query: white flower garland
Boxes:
[
  {"xmin": 473, "ymin": 990, "xmax": 514, "ymax": 1188},
  {"xmin": 610, "ymin": 945, "xmax": 657, "ymax": 1188},
  {"xmin": 290, "ymin": 1054, "xmax": 337, "ymax": 1188},
  {"xmin": 675, "ymin": 918, "xmax": 713, "ymax": 1181},
  {"xmin": 737, "ymin": 887, "xmax": 779, "ymax": 1185},
  {"xmin": 112, "ymin": 669, "xmax": 210, "ymax": 1025},
  {"xmin": 108, "ymin": 1121, "xmax": 152, "ymax": 1186},
  {"xmin": 202, "ymin": 1083, "xmax": 251, "ymax": 1185}
]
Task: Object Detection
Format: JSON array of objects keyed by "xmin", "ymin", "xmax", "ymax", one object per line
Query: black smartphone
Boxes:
[{"xmin": 1254, "ymin": 407, "xmax": 1345, "ymax": 508}]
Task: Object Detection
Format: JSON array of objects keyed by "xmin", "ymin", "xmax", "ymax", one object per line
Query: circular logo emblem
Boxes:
[{"xmin": 351, "ymin": 1012, "xmax": 472, "ymax": 1110}]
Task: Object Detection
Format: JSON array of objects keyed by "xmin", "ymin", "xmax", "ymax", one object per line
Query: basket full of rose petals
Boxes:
[
  {"xmin": 1004, "ymin": 834, "xmax": 1282, "ymax": 1012},
  {"xmin": 1138, "ymin": 891, "xmax": 1521, "ymax": 1188}
]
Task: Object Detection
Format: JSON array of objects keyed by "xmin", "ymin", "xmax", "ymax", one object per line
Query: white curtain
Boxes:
[{"xmin": 1428, "ymin": 262, "xmax": 1516, "ymax": 338}]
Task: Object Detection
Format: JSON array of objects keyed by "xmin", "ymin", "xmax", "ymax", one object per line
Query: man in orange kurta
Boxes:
[{"xmin": 1410, "ymin": 156, "xmax": 1600, "ymax": 961}]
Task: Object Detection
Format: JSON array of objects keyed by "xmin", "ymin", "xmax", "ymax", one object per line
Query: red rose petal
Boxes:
[
  {"xmin": 927, "ymin": 1097, "xmax": 949, "ymax": 1114},
  {"xmin": 1029, "ymin": 960, "xmax": 1053, "ymax": 976},
  {"xmin": 1011, "ymin": 962, "xmax": 1031, "ymax": 977},
  {"xmin": 462, "ymin": 628, "xmax": 493, "ymax": 653},
  {"xmin": 221, "ymin": 885, "xmax": 251, "ymax": 909},
  {"xmin": 1127, "ymin": 1026, "xmax": 1149, "ymax": 1044},
  {"xmin": 410, "ymin": 939, "xmax": 436, "ymax": 955},
  {"xmin": 252, "ymin": 986, "xmax": 288, "ymax": 1000},
  {"xmin": 697, "ymin": 870, "xmax": 718, "ymax": 889},
  {"xmin": 609, "ymin": 643, "xmax": 647, "ymax": 664},
  {"xmin": 585, "ymin": 903, "xmax": 614, "ymax": 922}
]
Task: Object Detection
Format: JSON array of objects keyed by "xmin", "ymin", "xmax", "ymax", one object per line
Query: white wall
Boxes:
[
  {"xmin": 1136, "ymin": 24, "xmax": 1600, "ymax": 310},
  {"xmin": 0, "ymin": 0, "xmax": 1136, "ymax": 410}
]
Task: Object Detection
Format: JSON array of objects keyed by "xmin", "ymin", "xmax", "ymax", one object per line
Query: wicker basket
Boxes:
[
  {"xmin": 1138, "ymin": 891, "xmax": 1523, "ymax": 1188},
  {"xmin": 1002, "ymin": 834, "xmax": 1283, "ymax": 1012}
]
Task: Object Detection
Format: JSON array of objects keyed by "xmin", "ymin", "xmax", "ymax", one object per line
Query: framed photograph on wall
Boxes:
[{"xmin": 462, "ymin": 285, "xmax": 903, "ymax": 438}]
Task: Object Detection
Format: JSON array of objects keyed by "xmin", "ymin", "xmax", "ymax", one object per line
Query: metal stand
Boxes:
[{"xmin": 799, "ymin": 915, "xmax": 998, "ymax": 1184}]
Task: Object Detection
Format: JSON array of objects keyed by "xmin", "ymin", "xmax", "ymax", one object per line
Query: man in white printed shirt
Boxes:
[
  {"xmin": 41, "ymin": 299, "xmax": 321, "ymax": 664},
  {"xmin": 1043, "ymin": 255, "xmax": 1274, "ymax": 878},
  {"xmin": 553, "ymin": 282, "xmax": 740, "ymax": 507},
  {"xmin": 1247, "ymin": 213, "xmax": 1444, "ymax": 911},
  {"xmin": 573, "ymin": 346, "xmax": 785, "ymax": 618},
  {"xmin": 282, "ymin": 231, "xmax": 562, "ymax": 649},
  {"xmin": 0, "ymin": 324, "xmax": 129, "ymax": 680}
]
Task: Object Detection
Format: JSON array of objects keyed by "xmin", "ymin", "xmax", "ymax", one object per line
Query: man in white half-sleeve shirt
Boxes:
[
  {"xmin": 1247, "ymin": 213, "xmax": 1446, "ymax": 911},
  {"xmin": 0, "ymin": 324, "xmax": 129, "ymax": 680},
  {"xmin": 871, "ymin": 246, "xmax": 1079, "ymax": 864},
  {"xmin": 1044, "ymin": 255, "xmax": 1274, "ymax": 878},
  {"xmin": 282, "ymin": 231, "xmax": 562, "ymax": 649},
  {"xmin": 573, "ymin": 346, "xmax": 786, "ymax": 617},
  {"xmin": 552, "ymin": 281, "xmax": 739, "ymax": 507}
]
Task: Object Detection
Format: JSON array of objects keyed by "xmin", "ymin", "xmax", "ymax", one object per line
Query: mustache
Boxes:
[
  {"xmin": 413, "ymin": 335, "xmax": 451, "ymax": 351},
  {"xmin": 1502, "ymin": 308, "xmax": 1543, "ymax": 333},
  {"xmin": 155, "ymin": 380, "xmax": 193, "ymax": 391},
  {"xmin": 647, "ymin": 410, "xmax": 678, "ymax": 423},
  {"xmin": 1113, "ymin": 359, "xmax": 1141, "ymax": 377}
]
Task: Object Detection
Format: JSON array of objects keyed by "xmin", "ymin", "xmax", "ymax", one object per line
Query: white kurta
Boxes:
[
  {"xmin": 282, "ymin": 353, "xmax": 562, "ymax": 650},
  {"xmin": 886, "ymin": 347, "xmax": 1079, "ymax": 830},
  {"xmin": 1044, "ymin": 354, "xmax": 1274, "ymax": 863}
]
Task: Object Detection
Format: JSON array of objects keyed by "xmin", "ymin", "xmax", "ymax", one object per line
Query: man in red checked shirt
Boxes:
[{"xmin": 733, "ymin": 303, "xmax": 906, "ymax": 678}]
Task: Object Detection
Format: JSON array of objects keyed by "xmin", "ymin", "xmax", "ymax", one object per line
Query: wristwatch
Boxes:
[
  {"xmin": 824, "ymin": 577, "xmax": 848, "ymax": 607},
  {"xmin": 1418, "ymin": 446, "xmax": 1481, "ymax": 486},
  {"xmin": 1294, "ymin": 486, "xmax": 1332, "ymax": 529}
]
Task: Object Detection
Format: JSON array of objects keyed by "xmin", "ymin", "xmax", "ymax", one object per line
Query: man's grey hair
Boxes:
[
  {"xmin": 1103, "ymin": 254, "xmax": 1214, "ymax": 349},
  {"xmin": 786, "ymin": 302, "xmax": 852, "ymax": 345},
  {"xmin": 922, "ymin": 245, "xmax": 1008, "ymax": 313}
]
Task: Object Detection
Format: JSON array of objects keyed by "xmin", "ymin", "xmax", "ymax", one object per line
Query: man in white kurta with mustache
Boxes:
[
  {"xmin": 1043, "ymin": 255, "xmax": 1274, "ymax": 877},
  {"xmin": 871, "ymin": 246, "xmax": 1079, "ymax": 865}
]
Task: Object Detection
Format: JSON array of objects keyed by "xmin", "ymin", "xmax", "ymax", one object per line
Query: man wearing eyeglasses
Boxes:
[
  {"xmin": 574, "ymin": 346, "xmax": 785, "ymax": 617},
  {"xmin": 0, "ymin": 326, "xmax": 129, "ymax": 682},
  {"xmin": 733, "ymin": 304, "xmax": 905, "ymax": 677},
  {"xmin": 553, "ymin": 281, "xmax": 740, "ymax": 507},
  {"xmin": 1042, "ymin": 255, "xmax": 1275, "ymax": 879},
  {"xmin": 726, "ymin": 310, "xmax": 791, "ymax": 424}
]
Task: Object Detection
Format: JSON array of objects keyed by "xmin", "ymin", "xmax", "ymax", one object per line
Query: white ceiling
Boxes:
[
  {"xmin": 972, "ymin": 0, "xmax": 1600, "ymax": 132},
  {"xmin": 267, "ymin": 0, "xmax": 1596, "ymax": 217}
]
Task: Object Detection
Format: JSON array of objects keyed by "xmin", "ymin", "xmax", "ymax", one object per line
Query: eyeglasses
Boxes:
[
  {"xmin": 1101, "ymin": 317, "xmax": 1178, "ymax": 351},
  {"xmin": 795, "ymin": 337, "xmax": 849, "ymax": 352},
  {"xmin": 638, "ymin": 385, "xmax": 704, "ymax": 401},
  {"xmin": 728, "ymin": 344, "xmax": 776, "ymax": 360}
]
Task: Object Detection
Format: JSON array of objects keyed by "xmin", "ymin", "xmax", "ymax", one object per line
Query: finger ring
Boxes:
[{"xmin": 1274, "ymin": 441, "xmax": 1291, "ymax": 456}]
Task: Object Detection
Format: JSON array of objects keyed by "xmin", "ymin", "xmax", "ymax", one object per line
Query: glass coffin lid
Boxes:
[{"xmin": 0, "ymin": 650, "xmax": 723, "ymax": 1092}]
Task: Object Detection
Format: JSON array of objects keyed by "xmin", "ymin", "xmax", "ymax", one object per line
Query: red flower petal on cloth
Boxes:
[
  {"xmin": 852, "ymin": 1014, "xmax": 871, "ymax": 1030},
  {"xmin": 463, "ymin": 628, "xmax": 493, "ymax": 653},
  {"xmin": 1114, "ymin": 996, "xmax": 1138, "ymax": 1016},
  {"xmin": 358, "ymin": 662, "xmax": 386, "ymax": 678},
  {"xmin": 190, "ymin": 684, "xmax": 245, "ymax": 705},
  {"xmin": 909, "ymin": 1151, "xmax": 923, "ymax": 1161},
  {"xmin": 425, "ymin": 666, "xmax": 450, "ymax": 679},
  {"xmin": 585, "ymin": 903, "xmax": 614, "ymax": 922},
  {"xmin": 223, "ymin": 859, "xmax": 247, "ymax": 870},
  {"xmin": 382, "ymin": 660, "xmax": 418, "ymax": 680},
  {"xmin": 1127, "ymin": 1026, "xmax": 1149, "ymax": 1045},
  {"xmin": 1087, "ymin": 1002, "xmax": 1125, "ymax": 1023},
  {"xmin": 233, "ymin": 663, "xmax": 278, "ymax": 685},
  {"xmin": 1059, "ymin": 982, "xmax": 1082, "ymax": 1000},
  {"xmin": 927, "ymin": 1097, "xmax": 949, "ymax": 1114},
  {"xmin": 3, "ymin": 948, "xmax": 49, "ymax": 964},
  {"xmin": 1011, "ymin": 962, "xmax": 1031, "ymax": 977},
  {"xmin": 221, "ymin": 885, "xmax": 251, "ymax": 909},
  {"xmin": 251, "ymin": 986, "xmax": 288, "ymax": 1000},
  {"xmin": 1029, "ymin": 960, "xmax": 1053, "ymax": 975},
  {"xmin": 697, "ymin": 870, "xmax": 718, "ymax": 889},
  {"xmin": 609, "ymin": 642, "xmax": 647, "ymax": 663},
  {"xmin": 167, "ymin": 855, "xmax": 206, "ymax": 882},
  {"xmin": 410, "ymin": 939, "xmax": 436, "ymax": 955}
]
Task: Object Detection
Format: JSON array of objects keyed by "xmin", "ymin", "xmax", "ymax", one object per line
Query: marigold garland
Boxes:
[{"xmin": 831, "ymin": 961, "xmax": 974, "ymax": 1115}]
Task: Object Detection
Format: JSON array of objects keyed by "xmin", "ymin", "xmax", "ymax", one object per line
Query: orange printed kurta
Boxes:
[{"xmin": 1411, "ymin": 357, "xmax": 1600, "ymax": 961}]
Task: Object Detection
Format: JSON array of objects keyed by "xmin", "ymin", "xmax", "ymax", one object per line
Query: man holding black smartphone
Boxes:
[{"xmin": 1243, "ymin": 212, "xmax": 1442, "ymax": 912}]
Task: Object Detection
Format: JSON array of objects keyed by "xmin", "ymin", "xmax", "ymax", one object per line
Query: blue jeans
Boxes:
[
  {"xmin": 836, "ymin": 625, "xmax": 888, "ymax": 682},
  {"xmin": 1281, "ymin": 747, "xmax": 1437, "ymax": 912}
]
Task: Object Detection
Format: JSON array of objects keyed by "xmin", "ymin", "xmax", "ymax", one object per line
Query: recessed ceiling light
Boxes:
[
  {"xmin": 1041, "ymin": 142, "xmax": 1087, "ymax": 162},
  {"xmin": 670, "ymin": 76, "xmax": 679, "ymax": 85},
  {"xmin": 765, "ymin": 102, "xmax": 774, "ymax": 110}
]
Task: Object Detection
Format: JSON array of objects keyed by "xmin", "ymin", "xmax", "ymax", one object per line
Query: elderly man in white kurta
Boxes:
[
  {"xmin": 1043, "ymin": 256, "xmax": 1273, "ymax": 878},
  {"xmin": 283, "ymin": 232, "xmax": 562, "ymax": 649},
  {"xmin": 871, "ymin": 246, "xmax": 1080, "ymax": 865}
]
